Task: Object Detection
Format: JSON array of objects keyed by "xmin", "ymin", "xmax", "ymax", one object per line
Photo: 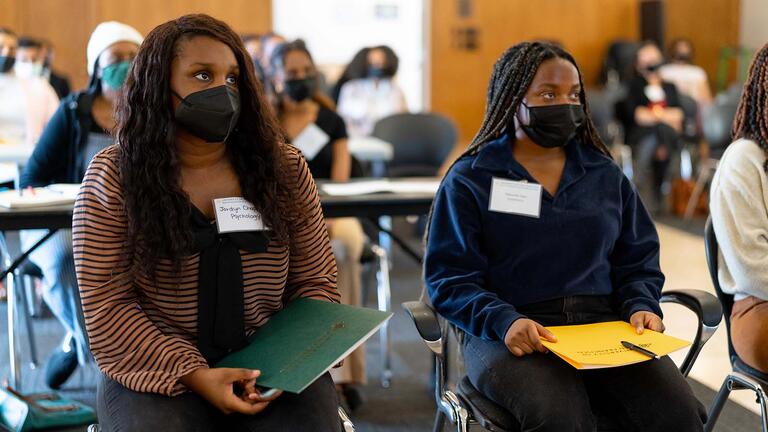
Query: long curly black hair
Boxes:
[
  {"xmin": 115, "ymin": 14, "xmax": 296, "ymax": 275},
  {"xmin": 733, "ymin": 42, "xmax": 768, "ymax": 173}
]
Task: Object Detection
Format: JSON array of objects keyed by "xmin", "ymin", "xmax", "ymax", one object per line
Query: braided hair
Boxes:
[
  {"xmin": 732, "ymin": 43, "xmax": 768, "ymax": 173},
  {"xmin": 464, "ymin": 41, "xmax": 609, "ymax": 157}
]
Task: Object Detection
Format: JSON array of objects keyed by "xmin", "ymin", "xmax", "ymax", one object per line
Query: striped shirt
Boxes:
[{"xmin": 72, "ymin": 145, "xmax": 339, "ymax": 396}]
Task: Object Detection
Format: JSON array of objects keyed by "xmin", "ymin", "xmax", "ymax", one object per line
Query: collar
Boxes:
[{"xmin": 472, "ymin": 134, "xmax": 613, "ymax": 195}]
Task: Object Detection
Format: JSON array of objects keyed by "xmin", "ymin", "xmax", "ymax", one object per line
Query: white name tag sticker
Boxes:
[
  {"xmin": 488, "ymin": 177, "xmax": 542, "ymax": 218},
  {"xmin": 292, "ymin": 123, "xmax": 330, "ymax": 161},
  {"xmin": 213, "ymin": 197, "xmax": 268, "ymax": 233}
]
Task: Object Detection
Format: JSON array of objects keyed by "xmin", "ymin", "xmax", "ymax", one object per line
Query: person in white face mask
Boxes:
[{"xmin": 15, "ymin": 37, "xmax": 46, "ymax": 79}]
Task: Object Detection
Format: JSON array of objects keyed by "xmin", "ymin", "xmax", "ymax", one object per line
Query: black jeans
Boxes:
[
  {"xmin": 462, "ymin": 295, "xmax": 706, "ymax": 432},
  {"xmin": 96, "ymin": 372, "xmax": 341, "ymax": 432}
]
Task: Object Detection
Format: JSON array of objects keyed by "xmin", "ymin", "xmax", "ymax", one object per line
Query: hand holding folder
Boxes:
[
  {"xmin": 215, "ymin": 298, "xmax": 392, "ymax": 393},
  {"xmin": 540, "ymin": 321, "xmax": 690, "ymax": 369}
]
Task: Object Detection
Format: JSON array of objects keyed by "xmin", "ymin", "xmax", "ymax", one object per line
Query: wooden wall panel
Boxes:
[
  {"xmin": 430, "ymin": 0, "xmax": 741, "ymax": 143},
  {"xmin": 15, "ymin": 0, "xmax": 96, "ymax": 92},
  {"xmin": 0, "ymin": 0, "xmax": 21, "ymax": 30},
  {"xmin": 665, "ymin": 0, "xmax": 741, "ymax": 91},
  {"xmin": 3, "ymin": 0, "xmax": 271, "ymax": 90},
  {"xmin": 430, "ymin": 0, "xmax": 640, "ymax": 142}
]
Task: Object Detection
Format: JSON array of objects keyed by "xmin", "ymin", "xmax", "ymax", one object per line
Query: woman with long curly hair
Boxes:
[
  {"xmin": 711, "ymin": 42, "xmax": 768, "ymax": 374},
  {"xmin": 424, "ymin": 41, "xmax": 705, "ymax": 431},
  {"xmin": 72, "ymin": 14, "xmax": 341, "ymax": 431}
]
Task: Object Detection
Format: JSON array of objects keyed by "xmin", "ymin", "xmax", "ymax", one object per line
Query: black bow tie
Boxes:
[{"xmin": 190, "ymin": 207, "xmax": 270, "ymax": 363}]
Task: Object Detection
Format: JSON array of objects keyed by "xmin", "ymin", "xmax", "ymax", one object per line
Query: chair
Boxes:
[
  {"xmin": 683, "ymin": 99, "xmax": 738, "ymax": 220},
  {"xmin": 365, "ymin": 112, "xmax": 457, "ymax": 386},
  {"xmin": 359, "ymin": 242, "xmax": 393, "ymax": 387},
  {"xmin": 371, "ymin": 113, "xmax": 457, "ymax": 178},
  {"xmin": 404, "ymin": 289, "xmax": 722, "ymax": 432},
  {"xmin": 586, "ymin": 87, "xmax": 632, "ymax": 179},
  {"xmin": 703, "ymin": 217, "xmax": 768, "ymax": 432},
  {"xmin": 600, "ymin": 40, "xmax": 639, "ymax": 88}
]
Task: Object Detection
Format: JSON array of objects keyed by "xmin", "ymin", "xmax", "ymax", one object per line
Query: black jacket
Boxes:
[
  {"xmin": 49, "ymin": 71, "xmax": 72, "ymax": 100},
  {"xmin": 20, "ymin": 90, "xmax": 96, "ymax": 188}
]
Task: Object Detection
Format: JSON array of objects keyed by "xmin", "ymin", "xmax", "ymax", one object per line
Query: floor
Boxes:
[{"xmin": 0, "ymin": 218, "xmax": 762, "ymax": 431}]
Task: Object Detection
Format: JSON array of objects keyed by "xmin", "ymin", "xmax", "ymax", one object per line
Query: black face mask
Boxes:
[
  {"xmin": 643, "ymin": 62, "xmax": 663, "ymax": 74},
  {"xmin": 284, "ymin": 78, "xmax": 315, "ymax": 102},
  {"xmin": 367, "ymin": 67, "xmax": 384, "ymax": 79},
  {"xmin": 517, "ymin": 103, "xmax": 585, "ymax": 148},
  {"xmin": 173, "ymin": 86, "xmax": 240, "ymax": 143},
  {"xmin": 0, "ymin": 56, "xmax": 15, "ymax": 73}
]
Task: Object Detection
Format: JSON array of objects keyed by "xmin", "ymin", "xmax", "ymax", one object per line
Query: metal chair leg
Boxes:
[
  {"xmin": 6, "ymin": 269, "xmax": 21, "ymax": 390},
  {"xmin": 705, "ymin": 372, "xmax": 768, "ymax": 432},
  {"xmin": 442, "ymin": 391, "xmax": 469, "ymax": 432},
  {"xmin": 704, "ymin": 378, "xmax": 732, "ymax": 432},
  {"xmin": 372, "ymin": 244, "xmax": 392, "ymax": 388},
  {"xmin": 338, "ymin": 406, "xmax": 355, "ymax": 432},
  {"xmin": 15, "ymin": 273, "xmax": 38, "ymax": 368}
]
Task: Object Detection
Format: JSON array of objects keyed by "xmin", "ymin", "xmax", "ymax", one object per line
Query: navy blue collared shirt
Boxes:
[{"xmin": 425, "ymin": 135, "xmax": 664, "ymax": 341}]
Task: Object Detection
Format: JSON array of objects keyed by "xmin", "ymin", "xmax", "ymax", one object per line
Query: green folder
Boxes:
[{"xmin": 215, "ymin": 298, "xmax": 392, "ymax": 393}]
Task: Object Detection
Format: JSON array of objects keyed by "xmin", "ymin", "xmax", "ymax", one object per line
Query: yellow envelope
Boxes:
[{"xmin": 540, "ymin": 321, "xmax": 691, "ymax": 369}]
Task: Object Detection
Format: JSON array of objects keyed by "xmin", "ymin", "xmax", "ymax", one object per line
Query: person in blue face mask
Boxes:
[
  {"xmin": 19, "ymin": 21, "xmax": 143, "ymax": 390},
  {"xmin": 424, "ymin": 42, "xmax": 706, "ymax": 431}
]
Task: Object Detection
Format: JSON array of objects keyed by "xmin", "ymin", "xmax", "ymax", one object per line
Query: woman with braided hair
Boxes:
[
  {"xmin": 711, "ymin": 43, "xmax": 768, "ymax": 374},
  {"xmin": 424, "ymin": 41, "xmax": 705, "ymax": 431}
]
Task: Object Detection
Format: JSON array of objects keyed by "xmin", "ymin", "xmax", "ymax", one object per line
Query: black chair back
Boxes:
[
  {"xmin": 703, "ymin": 217, "xmax": 737, "ymax": 362},
  {"xmin": 702, "ymin": 101, "xmax": 738, "ymax": 159},
  {"xmin": 586, "ymin": 87, "xmax": 627, "ymax": 144},
  {"xmin": 601, "ymin": 40, "xmax": 639, "ymax": 86},
  {"xmin": 678, "ymin": 94, "xmax": 700, "ymax": 142},
  {"xmin": 372, "ymin": 113, "xmax": 457, "ymax": 178},
  {"xmin": 705, "ymin": 217, "xmax": 768, "ymax": 382}
]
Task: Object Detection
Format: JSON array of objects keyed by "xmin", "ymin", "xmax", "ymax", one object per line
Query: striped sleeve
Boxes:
[
  {"xmin": 72, "ymin": 147, "xmax": 208, "ymax": 396},
  {"xmin": 283, "ymin": 147, "xmax": 341, "ymax": 303}
]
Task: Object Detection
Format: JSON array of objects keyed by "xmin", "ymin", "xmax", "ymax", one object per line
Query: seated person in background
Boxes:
[
  {"xmin": 710, "ymin": 42, "xmax": 768, "ymax": 374},
  {"xmin": 16, "ymin": 37, "xmax": 72, "ymax": 99},
  {"xmin": 40, "ymin": 40, "xmax": 72, "ymax": 99},
  {"xmin": 623, "ymin": 41, "xmax": 684, "ymax": 214},
  {"xmin": 330, "ymin": 47, "xmax": 370, "ymax": 105},
  {"xmin": 271, "ymin": 40, "xmax": 367, "ymax": 410},
  {"xmin": 659, "ymin": 38, "xmax": 712, "ymax": 108},
  {"xmin": 20, "ymin": 20, "xmax": 143, "ymax": 390},
  {"xmin": 425, "ymin": 41, "xmax": 705, "ymax": 432},
  {"xmin": 337, "ymin": 45, "xmax": 407, "ymax": 138},
  {"xmin": 258, "ymin": 31, "xmax": 286, "ymax": 82},
  {"xmin": 73, "ymin": 14, "xmax": 341, "ymax": 431},
  {"xmin": 0, "ymin": 27, "xmax": 58, "ymax": 181},
  {"xmin": 240, "ymin": 33, "xmax": 267, "ymax": 85},
  {"xmin": 15, "ymin": 37, "xmax": 46, "ymax": 80}
]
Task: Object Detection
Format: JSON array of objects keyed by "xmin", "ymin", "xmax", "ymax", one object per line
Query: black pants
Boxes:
[
  {"xmin": 462, "ymin": 295, "xmax": 706, "ymax": 432},
  {"xmin": 96, "ymin": 372, "xmax": 341, "ymax": 432}
]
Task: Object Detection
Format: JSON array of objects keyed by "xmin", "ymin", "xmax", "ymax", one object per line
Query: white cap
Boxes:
[{"xmin": 86, "ymin": 21, "xmax": 143, "ymax": 76}]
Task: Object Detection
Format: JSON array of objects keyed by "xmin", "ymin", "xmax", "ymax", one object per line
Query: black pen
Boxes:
[{"xmin": 621, "ymin": 340, "xmax": 659, "ymax": 360}]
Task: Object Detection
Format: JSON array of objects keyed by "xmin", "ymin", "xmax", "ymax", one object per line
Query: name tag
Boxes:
[
  {"xmin": 213, "ymin": 197, "xmax": 268, "ymax": 233},
  {"xmin": 292, "ymin": 123, "xmax": 330, "ymax": 161},
  {"xmin": 488, "ymin": 177, "xmax": 542, "ymax": 218}
]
